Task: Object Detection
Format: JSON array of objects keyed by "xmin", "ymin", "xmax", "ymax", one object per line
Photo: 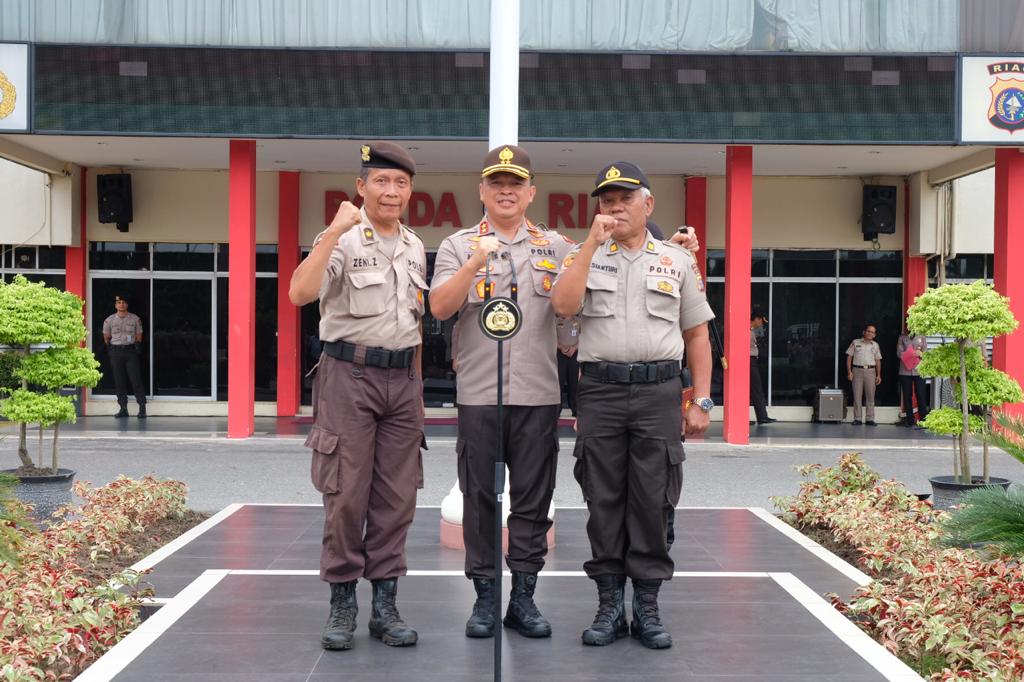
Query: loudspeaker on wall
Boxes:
[
  {"xmin": 861, "ymin": 184, "xmax": 897, "ymax": 237},
  {"xmin": 97, "ymin": 173, "xmax": 133, "ymax": 232}
]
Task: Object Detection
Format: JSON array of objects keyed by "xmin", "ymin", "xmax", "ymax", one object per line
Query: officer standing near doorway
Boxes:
[
  {"xmin": 846, "ymin": 324, "xmax": 883, "ymax": 425},
  {"xmin": 551, "ymin": 161, "xmax": 714, "ymax": 650},
  {"xmin": 289, "ymin": 142, "xmax": 427, "ymax": 652},
  {"xmin": 429, "ymin": 144, "xmax": 575, "ymax": 640},
  {"xmin": 102, "ymin": 294, "xmax": 146, "ymax": 418}
]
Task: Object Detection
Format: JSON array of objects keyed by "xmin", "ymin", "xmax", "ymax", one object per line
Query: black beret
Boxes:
[
  {"xmin": 481, "ymin": 144, "xmax": 532, "ymax": 179},
  {"xmin": 591, "ymin": 161, "xmax": 650, "ymax": 197},
  {"xmin": 360, "ymin": 142, "xmax": 416, "ymax": 176}
]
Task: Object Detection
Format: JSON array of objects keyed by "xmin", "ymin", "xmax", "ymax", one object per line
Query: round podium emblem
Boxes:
[{"xmin": 478, "ymin": 297, "xmax": 523, "ymax": 341}]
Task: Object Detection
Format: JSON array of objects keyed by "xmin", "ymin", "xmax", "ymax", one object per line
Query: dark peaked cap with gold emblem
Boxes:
[
  {"xmin": 591, "ymin": 161, "xmax": 650, "ymax": 196},
  {"xmin": 360, "ymin": 141, "xmax": 416, "ymax": 176},
  {"xmin": 481, "ymin": 144, "xmax": 532, "ymax": 179}
]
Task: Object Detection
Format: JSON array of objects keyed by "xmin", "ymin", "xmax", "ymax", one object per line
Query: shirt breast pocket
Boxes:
[
  {"xmin": 583, "ymin": 272, "xmax": 618, "ymax": 318},
  {"xmin": 645, "ymin": 276, "xmax": 680, "ymax": 322},
  {"xmin": 408, "ymin": 270, "xmax": 428, "ymax": 316},
  {"xmin": 529, "ymin": 259, "xmax": 557, "ymax": 297},
  {"xmin": 347, "ymin": 270, "xmax": 388, "ymax": 317}
]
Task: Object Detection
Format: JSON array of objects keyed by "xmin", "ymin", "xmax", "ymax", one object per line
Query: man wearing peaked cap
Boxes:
[
  {"xmin": 551, "ymin": 160, "xmax": 715, "ymax": 651},
  {"xmin": 429, "ymin": 144, "xmax": 579, "ymax": 641},
  {"xmin": 289, "ymin": 142, "xmax": 427, "ymax": 652}
]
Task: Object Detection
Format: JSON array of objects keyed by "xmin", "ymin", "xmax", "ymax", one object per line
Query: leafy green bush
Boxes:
[
  {"xmin": 907, "ymin": 281, "xmax": 1022, "ymax": 484},
  {"xmin": 0, "ymin": 276, "xmax": 101, "ymax": 473}
]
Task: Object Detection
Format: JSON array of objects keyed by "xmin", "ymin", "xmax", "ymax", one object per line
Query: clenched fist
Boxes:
[
  {"xmin": 471, "ymin": 235, "xmax": 501, "ymax": 268},
  {"xmin": 327, "ymin": 201, "xmax": 361, "ymax": 238},
  {"xmin": 587, "ymin": 214, "xmax": 617, "ymax": 247}
]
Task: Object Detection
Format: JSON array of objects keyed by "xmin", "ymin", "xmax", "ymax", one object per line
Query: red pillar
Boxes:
[
  {"xmin": 685, "ymin": 176, "xmax": 708, "ymax": 280},
  {"xmin": 276, "ymin": 172, "xmax": 301, "ymax": 416},
  {"xmin": 993, "ymin": 148, "xmax": 1024, "ymax": 417},
  {"xmin": 723, "ymin": 146, "xmax": 752, "ymax": 444},
  {"xmin": 66, "ymin": 168, "xmax": 89, "ymax": 410},
  {"xmin": 902, "ymin": 179, "xmax": 927, "ymax": 323},
  {"xmin": 228, "ymin": 140, "xmax": 257, "ymax": 438}
]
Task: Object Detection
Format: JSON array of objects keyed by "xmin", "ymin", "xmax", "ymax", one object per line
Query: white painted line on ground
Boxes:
[
  {"xmin": 128, "ymin": 503, "xmax": 245, "ymax": 573},
  {"xmin": 749, "ymin": 507, "xmax": 872, "ymax": 586},
  {"xmin": 771, "ymin": 573, "xmax": 924, "ymax": 681},
  {"xmin": 223, "ymin": 569, "xmax": 772, "ymax": 579},
  {"xmin": 75, "ymin": 570, "xmax": 229, "ymax": 682}
]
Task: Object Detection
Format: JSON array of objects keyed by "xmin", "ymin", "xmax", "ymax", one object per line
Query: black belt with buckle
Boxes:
[
  {"xmin": 852, "ymin": 364, "xmax": 876, "ymax": 369},
  {"xmin": 580, "ymin": 360, "xmax": 681, "ymax": 384},
  {"xmin": 322, "ymin": 340, "xmax": 415, "ymax": 369},
  {"xmin": 109, "ymin": 344, "xmax": 138, "ymax": 351}
]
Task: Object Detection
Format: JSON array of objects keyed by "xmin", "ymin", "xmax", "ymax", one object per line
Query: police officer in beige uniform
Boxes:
[
  {"xmin": 551, "ymin": 162, "xmax": 714, "ymax": 650},
  {"xmin": 846, "ymin": 324, "xmax": 882, "ymax": 425},
  {"xmin": 429, "ymin": 144, "xmax": 575, "ymax": 640},
  {"xmin": 289, "ymin": 142, "xmax": 427, "ymax": 651},
  {"xmin": 102, "ymin": 295, "xmax": 146, "ymax": 418}
]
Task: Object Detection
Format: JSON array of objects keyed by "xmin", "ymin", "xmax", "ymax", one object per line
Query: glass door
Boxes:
[{"xmin": 152, "ymin": 277, "xmax": 214, "ymax": 397}]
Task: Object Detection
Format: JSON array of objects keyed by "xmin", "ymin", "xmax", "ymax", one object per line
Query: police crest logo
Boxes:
[
  {"xmin": 536, "ymin": 258, "xmax": 557, "ymax": 271},
  {"xmin": 499, "ymin": 146, "xmax": 515, "ymax": 165},
  {"xmin": 360, "ymin": 145, "xmax": 371, "ymax": 162},
  {"xmin": 479, "ymin": 298, "xmax": 523, "ymax": 341},
  {"xmin": 987, "ymin": 63, "xmax": 1024, "ymax": 134},
  {"xmin": 605, "ymin": 165, "xmax": 621, "ymax": 181},
  {"xmin": 0, "ymin": 70, "xmax": 15, "ymax": 120},
  {"xmin": 657, "ymin": 281, "xmax": 674, "ymax": 293}
]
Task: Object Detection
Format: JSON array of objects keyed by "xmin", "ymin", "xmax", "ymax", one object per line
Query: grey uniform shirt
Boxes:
[
  {"xmin": 555, "ymin": 232, "xmax": 715, "ymax": 363},
  {"xmin": 431, "ymin": 218, "xmax": 574, "ymax": 406},
  {"xmin": 315, "ymin": 208, "xmax": 427, "ymax": 350},
  {"xmin": 750, "ymin": 329, "xmax": 759, "ymax": 358},
  {"xmin": 103, "ymin": 312, "xmax": 143, "ymax": 346},
  {"xmin": 846, "ymin": 339, "xmax": 882, "ymax": 367}
]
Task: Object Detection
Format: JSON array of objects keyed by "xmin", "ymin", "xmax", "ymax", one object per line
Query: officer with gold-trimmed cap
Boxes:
[
  {"xmin": 429, "ymin": 143, "xmax": 577, "ymax": 640},
  {"xmin": 551, "ymin": 160, "xmax": 715, "ymax": 650},
  {"xmin": 289, "ymin": 141, "xmax": 426, "ymax": 652}
]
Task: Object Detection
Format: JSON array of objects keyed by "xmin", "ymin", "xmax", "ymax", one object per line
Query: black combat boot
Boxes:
[
  {"xmin": 321, "ymin": 580, "xmax": 358, "ymax": 650},
  {"xmin": 465, "ymin": 578, "xmax": 495, "ymax": 638},
  {"xmin": 630, "ymin": 579, "xmax": 672, "ymax": 649},
  {"xmin": 137, "ymin": 405, "xmax": 147, "ymax": 419},
  {"xmin": 581, "ymin": 575, "xmax": 627, "ymax": 646},
  {"xmin": 502, "ymin": 571, "xmax": 552, "ymax": 638},
  {"xmin": 368, "ymin": 578, "xmax": 418, "ymax": 647},
  {"xmin": 114, "ymin": 405, "xmax": 129, "ymax": 418}
]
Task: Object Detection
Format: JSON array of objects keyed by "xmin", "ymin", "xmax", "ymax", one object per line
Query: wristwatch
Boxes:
[{"xmin": 693, "ymin": 397, "xmax": 714, "ymax": 412}]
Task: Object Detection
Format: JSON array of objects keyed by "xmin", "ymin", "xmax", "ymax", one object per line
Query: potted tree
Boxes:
[
  {"xmin": 0, "ymin": 275, "xmax": 101, "ymax": 519},
  {"xmin": 907, "ymin": 281, "xmax": 1022, "ymax": 510}
]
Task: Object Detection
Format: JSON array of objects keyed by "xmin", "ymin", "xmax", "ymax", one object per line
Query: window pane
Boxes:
[
  {"xmin": 423, "ymin": 251, "xmax": 456, "ymax": 407},
  {"xmin": 1, "ymin": 245, "xmax": 10, "ymax": 268},
  {"xmin": 769, "ymin": 282, "xmax": 836, "ymax": 406},
  {"xmin": 153, "ymin": 279, "xmax": 212, "ymax": 396},
  {"xmin": 772, "ymin": 250, "xmax": 835, "ymax": 278},
  {"xmin": 217, "ymin": 244, "xmax": 279, "ymax": 273},
  {"xmin": 37, "ymin": 246, "xmax": 67, "ymax": 269},
  {"xmin": 90, "ymin": 242, "xmax": 150, "ymax": 270},
  {"xmin": 839, "ymin": 250, "xmax": 902, "ymax": 278},
  {"xmin": 91, "ymin": 278, "xmax": 151, "ymax": 396},
  {"xmin": 927, "ymin": 254, "xmax": 985, "ymax": 281},
  {"xmin": 986, "ymin": 254, "xmax": 994, "ymax": 279},
  {"xmin": 703, "ymin": 249, "xmax": 768, "ymax": 278},
  {"xmin": 153, "ymin": 243, "xmax": 215, "ymax": 271},
  {"xmin": 704, "ymin": 282, "xmax": 768, "ymax": 407},
  {"xmin": 12, "ymin": 246, "xmax": 35, "ymax": 269},
  {"xmin": 838, "ymin": 283, "xmax": 902, "ymax": 408},
  {"xmin": 706, "ymin": 250, "xmax": 725, "ymax": 278},
  {"xmin": 217, "ymin": 277, "xmax": 278, "ymax": 401}
]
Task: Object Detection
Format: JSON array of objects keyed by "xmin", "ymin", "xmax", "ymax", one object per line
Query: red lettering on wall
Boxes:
[
  {"xmin": 433, "ymin": 192, "xmax": 462, "ymax": 227},
  {"xmin": 408, "ymin": 192, "xmax": 435, "ymax": 227},
  {"xmin": 577, "ymin": 193, "xmax": 590, "ymax": 230},
  {"xmin": 548, "ymin": 193, "xmax": 575, "ymax": 229}
]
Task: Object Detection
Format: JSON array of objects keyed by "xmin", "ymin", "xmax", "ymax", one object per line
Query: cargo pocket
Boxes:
[
  {"xmin": 347, "ymin": 270, "xmax": 387, "ymax": 317},
  {"xmin": 305, "ymin": 426, "xmax": 341, "ymax": 494},
  {"xmin": 665, "ymin": 440, "xmax": 685, "ymax": 508},
  {"xmin": 572, "ymin": 438, "xmax": 590, "ymax": 502},
  {"xmin": 530, "ymin": 259, "xmax": 557, "ymax": 297},
  {"xmin": 456, "ymin": 437, "xmax": 468, "ymax": 493},
  {"xmin": 583, "ymin": 273, "xmax": 617, "ymax": 318}
]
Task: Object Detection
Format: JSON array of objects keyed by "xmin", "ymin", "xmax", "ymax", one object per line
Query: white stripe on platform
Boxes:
[
  {"xmin": 749, "ymin": 507, "xmax": 872, "ymax": 586},
  {"xmin": 75, "ymin": 570, "xmax": 228, "ymax": 682},
  {"xmin": 771, "ymin": 573, "xmax": 924, "ymax": 681},
  {"xmin": 128, "ymin": 503, "xmax": 245, "ymax": 573}
]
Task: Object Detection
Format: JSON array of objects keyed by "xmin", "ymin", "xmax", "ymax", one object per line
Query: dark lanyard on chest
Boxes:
[{"xmin": 483, "ymin": 250, "xmax": 518, "ymax": 304}]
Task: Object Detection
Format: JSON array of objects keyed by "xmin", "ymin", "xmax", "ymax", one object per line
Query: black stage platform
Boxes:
[{"xmin": 74, "ymin": 505, "xmax": 922, "ymax": 681}]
